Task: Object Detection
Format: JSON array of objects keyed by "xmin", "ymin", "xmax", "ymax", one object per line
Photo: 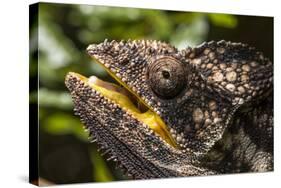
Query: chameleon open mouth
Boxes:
[{"xmin": 68, "ymin": 69, "xmax": 177, "ymax": 148}]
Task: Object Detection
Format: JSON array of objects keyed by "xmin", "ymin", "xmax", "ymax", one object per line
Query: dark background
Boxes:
[{"xmin": 29, "ymin": 2, "xmax": 273, "ymax": 185}]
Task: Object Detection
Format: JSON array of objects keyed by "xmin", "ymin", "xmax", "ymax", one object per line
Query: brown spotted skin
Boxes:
[{"xmin": 65, "ymin": 40, "xmax": 273, "ymax": 179}]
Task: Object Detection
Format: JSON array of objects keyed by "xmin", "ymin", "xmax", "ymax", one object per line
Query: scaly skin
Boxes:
[{"xmin": 65, "ymin": 40, "xmax": 273, "ymax": 179}]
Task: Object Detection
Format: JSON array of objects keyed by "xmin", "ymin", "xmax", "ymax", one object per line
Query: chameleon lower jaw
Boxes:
[{"xmin": 67, "ymin": 72, "xmax": 178, "ymax": 148}]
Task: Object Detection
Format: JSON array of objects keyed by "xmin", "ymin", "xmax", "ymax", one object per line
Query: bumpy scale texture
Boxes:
[{"xmin": 65, "ymin": 39, "xmax": 273, "ymax": 179}]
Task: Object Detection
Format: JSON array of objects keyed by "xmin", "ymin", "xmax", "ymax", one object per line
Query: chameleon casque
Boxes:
[{"xmin": 65, "ymin": 39, "xmax": 273, "ymax": 179}]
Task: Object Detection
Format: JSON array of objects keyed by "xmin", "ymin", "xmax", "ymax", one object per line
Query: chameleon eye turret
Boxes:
[{"xmin": 147, "ymin": 57, "xmax": 187, "ymax": 99}]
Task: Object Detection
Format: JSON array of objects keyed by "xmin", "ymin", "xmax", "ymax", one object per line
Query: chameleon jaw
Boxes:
[{"xmin": 66, "ymin": 72, "xmax": 178, "ymax": 148}]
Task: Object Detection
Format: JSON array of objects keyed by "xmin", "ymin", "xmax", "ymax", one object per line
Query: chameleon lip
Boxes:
[{"xmin": 67, "ymin": 71, "xmax": 178, "ymax": 148}]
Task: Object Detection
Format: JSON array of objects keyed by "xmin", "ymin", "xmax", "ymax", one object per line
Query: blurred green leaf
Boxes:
[
  {"xmin": 90, "ymin": 149, "xmax": 114, "ymax": 182},
  {"xmin": 208, "ymin": 13, "xmax": 238, "ymax": 28},
  {"xmin": 42, "ymin": 112, "xmax": 88, "ymax": 141}
]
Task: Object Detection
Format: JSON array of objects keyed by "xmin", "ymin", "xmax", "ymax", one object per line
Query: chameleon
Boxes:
[{"xmin": 65, "ymin": 39, "xmax": 273, "ymax": 179}]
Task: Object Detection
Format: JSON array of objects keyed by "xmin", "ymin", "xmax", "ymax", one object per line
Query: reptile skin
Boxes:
[{"xmin": 65, "ymin": 40, "xmax": 273, "ymax": 179}]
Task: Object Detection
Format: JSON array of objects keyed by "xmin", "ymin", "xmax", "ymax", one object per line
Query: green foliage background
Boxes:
[{"xmin": 29, "ymin": 2, "xmax": 273, "ymax": 184}]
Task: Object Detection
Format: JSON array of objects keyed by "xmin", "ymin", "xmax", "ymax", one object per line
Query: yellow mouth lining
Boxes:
[{"xmin": 70, "ymin": 68, "xmax": 177, "ymax": 148}]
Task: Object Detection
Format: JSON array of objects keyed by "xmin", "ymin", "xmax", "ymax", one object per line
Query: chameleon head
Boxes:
[{"xmin": 65, "ymin": 39, "xmax": 273, "ymax": 178}]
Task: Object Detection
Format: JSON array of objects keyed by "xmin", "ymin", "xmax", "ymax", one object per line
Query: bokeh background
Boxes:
[{"xmin": 29, "ymin": 2, "xmax": 273, "ymax": 185}]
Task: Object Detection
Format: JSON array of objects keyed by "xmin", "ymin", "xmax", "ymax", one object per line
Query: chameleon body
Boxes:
[{"xmin": 65, "ymin": 40, "xmax": 273, "ymax": 179}]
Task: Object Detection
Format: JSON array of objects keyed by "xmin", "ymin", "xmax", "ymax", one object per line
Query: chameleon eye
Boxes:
[{"xmin": 147, "ymin": 57, "xmax": 186, "ymax": 99}]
